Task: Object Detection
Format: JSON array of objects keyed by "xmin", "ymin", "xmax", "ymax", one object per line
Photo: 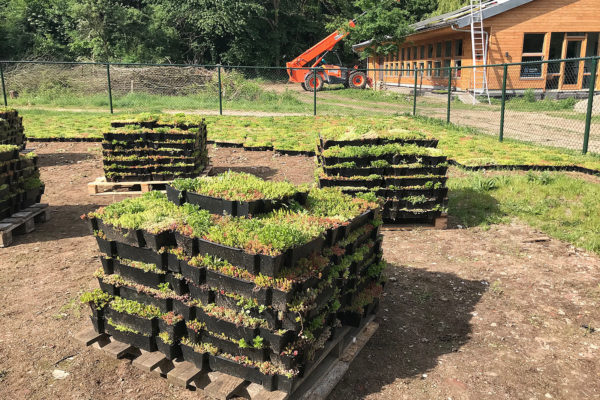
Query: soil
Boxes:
[{"xmin": 1, "ymin": 142, "xmax": 599, "ymax": 400}]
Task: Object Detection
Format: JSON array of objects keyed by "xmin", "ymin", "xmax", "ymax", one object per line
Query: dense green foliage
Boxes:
[{"xmin": 0, "ymin": 0, "xmax": 443, "ymax": 64}]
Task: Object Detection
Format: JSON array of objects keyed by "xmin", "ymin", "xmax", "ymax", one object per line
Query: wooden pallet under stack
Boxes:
[
  {"xmin": 75, "ymin": 316, "xmax": 378, "ymax": 400},
  {"xmin": 88, "ymin": 166, "xmax": 213, "ymax": 196},
  {"xmin": 0, "ymin": 203, "xmax": 49, "ymax": 247},
  {"xmin": 382, "ymin": 212, "xmax": 448, "ymax": 231}
]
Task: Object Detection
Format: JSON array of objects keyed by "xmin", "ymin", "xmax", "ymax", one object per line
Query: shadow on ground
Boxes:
[
  {"xmin": 330, "ymin": 263, "xmax": 486, "ymax": 399},
  {"xmin": 211, "ymin": 166, "xmax": 278, "ymax": 180},
  {"xmin": 11, "ymin": 204, "xmax": 101, "ymax": 245},
  {"xmin": 447, "ymin": 187, "xmax": 503, "ymax": 228},
  {"xmin": 37, "ymin": 152, "xmax": 96, "ymax": 167}
]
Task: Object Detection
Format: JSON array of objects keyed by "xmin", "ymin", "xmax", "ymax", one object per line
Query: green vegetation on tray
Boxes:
[
  {"xmin": 0, "ymin": 144, "xmax": 19, "ymax": 153},
  {"xmin": 109, "ymin": 296, "xmax": 163, "ymax": 319},
  {"xmin": 321, "ymin": 143, "xmax": 442, "ymax": 158},
  {"xmin": 320, "ymin": 121, "xmax": 430, "ymax": 141},
  {"xmin": 172, "ymin": 171, "xmax": 298, "ymax": 201},
  {"xmin": 88, "ymin": 184, "xmax": 379, "ymax": 257},
  {"xmin": 449, "ymin": 171, "xmax": 600, "ymax": 253}
]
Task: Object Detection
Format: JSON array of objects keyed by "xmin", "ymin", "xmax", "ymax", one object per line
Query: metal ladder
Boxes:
[{"xmin": 470, "ymin": 0, "xmax": 490, "ymax": 104}]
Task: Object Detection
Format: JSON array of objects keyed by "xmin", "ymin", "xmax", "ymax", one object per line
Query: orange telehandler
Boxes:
[{"xmin": 286, "ymin": 20, "xmax": 371, "ymax": 91}]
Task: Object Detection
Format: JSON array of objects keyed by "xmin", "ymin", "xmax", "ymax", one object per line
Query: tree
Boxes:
[{"xmin": 328, "ymin": 0, "xmax": 414, "ymax": 58}]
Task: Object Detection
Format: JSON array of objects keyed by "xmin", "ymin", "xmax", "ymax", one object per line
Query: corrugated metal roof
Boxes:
[{"xmin": 353, "ymin": 0, "xmax": 535, "ymax": 51}]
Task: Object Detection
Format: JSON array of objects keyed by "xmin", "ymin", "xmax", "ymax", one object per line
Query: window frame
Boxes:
[{"xmin": 520, "ymin": 33, "xmax": 546, "ymax": 79}]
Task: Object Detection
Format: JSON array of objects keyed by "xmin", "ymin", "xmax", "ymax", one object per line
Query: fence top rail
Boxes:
[{"xmin": 1, "ymin": 55, "xmax": 599, "ymax": 71}]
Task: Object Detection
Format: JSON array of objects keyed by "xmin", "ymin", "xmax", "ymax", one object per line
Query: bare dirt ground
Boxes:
[{"xmin": 1, "ymin": 143, "xmax": 600, "ymax": 400}]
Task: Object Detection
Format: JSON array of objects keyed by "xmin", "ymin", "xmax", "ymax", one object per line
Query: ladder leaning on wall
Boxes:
[{"xmin": 470, "ymin": 0, "xmax": 491, "ymax": 104}]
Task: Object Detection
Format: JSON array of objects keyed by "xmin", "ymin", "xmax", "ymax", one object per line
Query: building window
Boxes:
[
  {"xmin": 427, "ymin": 61, "xmax": 432, "ymax": 77},
  {"xmin": 443, "ymin": 59, "xmax": 451, "ymax": 77},
  {"xmin": 413, "ymin": 62, "xmax": 418, "ymax": 76},
  {"xmin": 547, "ymin": 32, "xmax": 564, "ymax": 74},
  {"xmin": 454, "ymin": 60, "xmax": 462, "ymax": 77},
  {"xmin": 455, "ymin": 39, "xmax": 463, "ymax": 57},
  {"xmin": 405, "ymin": 63, "xmax": 410, "ymax": 77},
  {"xmin": 434, "ymin": 61, "xmax": 441, "ymax": 77},
  {"xmin": 445, "ymin": 41, "xmax": 452, "ymax": 57},
  {"xmin": 413, "ymin": 47, "xmax": 417, "ymax": 60},
  {"xmin": 436, "ymin": 42, "xmax": 442, "ymax": 58},
  {"xmin": 428, "ymin": 44, "xmax": 433, "ymax": 58},
  {"xmin": 401, "ymin": 48, "xmax": 405, "ymax": 60},
  {"xmin": 520, "ymin": 33, "xmax": 545, "ymax": 78},
  {"xmin": 395, "ymin": 62, "xmax": 399, "ymax": 76},
  {"xmin": 420, "ymin": 46, "xmax": 425, "ymax": 59},
  {"xmin": 406, "ymin": 47, "xmax": 411, "ymax": 60}
]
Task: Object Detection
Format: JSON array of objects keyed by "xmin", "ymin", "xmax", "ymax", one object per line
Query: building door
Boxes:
[
  {"xmin": 378, "ymin": 57, "xmax": 384, "ymax": 81},
  {"xmin": 562, "ymin": 39, "xmax": 583, "ymax": 89}
]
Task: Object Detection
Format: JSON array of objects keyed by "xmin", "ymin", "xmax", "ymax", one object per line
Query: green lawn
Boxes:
[
  {"xmin": 449, "ymin": 171, "xmax": 600, "ymax": 254},
  {"xmin": 19, "ymin": 109, "xmax": 600, "ymax": 171}
]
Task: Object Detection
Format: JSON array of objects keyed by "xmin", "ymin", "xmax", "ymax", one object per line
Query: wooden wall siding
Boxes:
[
  {"xmin": 485, "ymin": 0, "xmax": 599, "ymax": 90},
  {"xmin": 368, "ymin": 0, "xmax": 600, "ymax": 91}
]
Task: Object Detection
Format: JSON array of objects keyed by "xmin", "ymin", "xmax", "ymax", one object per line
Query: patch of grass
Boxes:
[
  {"xmin": 18, "ymin": 110, "xmax": 600, "ymax": 170},
  {"xmin": 449, "ymin": 171, "xmax": 600, "ymax": 254}
]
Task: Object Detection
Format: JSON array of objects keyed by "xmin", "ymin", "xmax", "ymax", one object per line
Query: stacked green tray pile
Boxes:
[
  {"xmin": 81, "ymin": 174, "xmax": 385, "ymax": 393},
  {"xmin": 316, "ymin": 124, "xmax": 449, "ymax": 224},
  {"xmin": 0, "ymin": 145, "xmax": 44, "ymax": 219},
  {"xmin": 102, "ymin": 114, "xmax": 209, "ymax": 182},
  {"xmin": 0, "ymin": 108, "xmax": 26, "ymax": 149}
]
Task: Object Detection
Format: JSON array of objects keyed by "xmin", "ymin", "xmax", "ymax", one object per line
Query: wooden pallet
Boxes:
[
  {"xmin": 75, "ymin": 316, "xmax": 378, "ymax": 400},
  {"xmin": 0, "ymin": 203, "xmax": 49, "ymax": 247},
  {"xmin": 382, "ymin": 213, "xmax": 448, "ymax": 231},
  {"xmin": 88, "ymin": 166, "xmax": 213, "ymax": 195}
]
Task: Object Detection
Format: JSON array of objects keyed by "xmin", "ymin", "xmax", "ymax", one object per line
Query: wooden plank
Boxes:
[
  {"xmin": 340, "ymin": 320, "xmax": 379, "ymax": 363},
  {"xmin": 74, "ymin": 327, "xmax": 105, "ymax": 346},
  {"xmin": 0, "ymin": 204, "xmax": 49, "ymax": 247},
  {"xmin": 252, "ymin": 388, "xmax": 288, "ymax": 400},
  {"xmin": 132, "ymin": 351, "xmax": 167, "ymax": 372},
  {"xmin": 203, "ymin": 372, "xmax": 246, "ymax": 400},
  {"xmin": 167, "ymin": 361, "xmax": 202, "ymax": 387},
  {"xmin": 0, "ymin": 230, "xmax": 12, "ymax": 248},
  {"xmin": 294, "ymin": 320, "xmax": 379, "ymax": 400},
  {"xmin": 102, "ymin": 340, "xmax": 133, "ymax": 359}
]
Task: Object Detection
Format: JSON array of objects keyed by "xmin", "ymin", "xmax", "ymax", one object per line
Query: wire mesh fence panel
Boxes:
[
  {"xmin": 3, "ymin": 62, "xmax": 109, "ymax": 109},
  {"xmin": 225, "ymin": 66, "xmax": 313, "ymax": 116},
  {"xmin": 0, "ymin": 58, "xmax": 598, "ymax": 154},
  {"xmin": 500, "ymin": 60, "xmax": 589, "ymax": 152},
  {"xmin": 107, "ymin": 64, "xmax": 217, "ymax": 113}
]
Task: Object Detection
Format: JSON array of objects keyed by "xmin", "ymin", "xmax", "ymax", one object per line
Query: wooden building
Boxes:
[{"xmin": 352, "ymin": 0, "xmax": 600, "ymax": 95}]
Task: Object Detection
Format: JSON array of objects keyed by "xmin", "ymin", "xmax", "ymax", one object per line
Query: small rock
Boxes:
[
  {"xmin": 52, "ymin": 369, "xmax": 69, "ymax": 380},
  {"xmin": 421, "ymin": 373, "xmax": 428, "ymax": 379},
  {"xmin": 545, "ymin": 394, "xmax": 553, "ymax": 399},
  {"xmin": 389, "ymin": 277, "xmax": 398, "ymax": 282}
]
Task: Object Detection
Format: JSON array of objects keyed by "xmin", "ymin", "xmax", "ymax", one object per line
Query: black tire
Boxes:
[
  {"xmin": 349, "ymin": 71, "xmax": 367, "ymax": 89},
  {"xmin": 304, "ymin": 73, "xmax": 324, "ymax": 91},
  {"xmin": 301, "ymin": 82, "xmax": 308, "ymax": 91}
]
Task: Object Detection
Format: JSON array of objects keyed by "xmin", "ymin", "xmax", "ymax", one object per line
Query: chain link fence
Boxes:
[{"xmin": 0, "ymin": 58, "xmax": 598, "ymax": 153}]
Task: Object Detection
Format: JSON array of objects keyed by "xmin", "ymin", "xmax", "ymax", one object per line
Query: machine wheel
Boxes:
[
  {"xmin": 304, "ymin": 73, "xmax": 324, "ymax": 91},
  {"xmin": 349, "ymin": 71, "xmax": 367, "ymax": 89},
  {"xmin": 301, "ymin": 82, "xmax": 308, "ymax": 91}
]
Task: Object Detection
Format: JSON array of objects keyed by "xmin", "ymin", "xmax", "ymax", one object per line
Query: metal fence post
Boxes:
[
  {"xmin": 446, "ymin": 67, "xmax": 452, "ymax": 123},
  {"xmin": 313, "ymin": 68, "xmax": 317, "ymax": 116},
  {"xmin": 217, "ymin": 64, "xmax": 223, "ymax": 116},
  {"xmin": 0, "ymin": 63, "xmax": 7, "ymax": 107},
  {"xmin": 583, "ymin": 57, "xmax": 598, "ymax": 154},
  {"xmin": 106, "ymin": 63, "xmax": 113, "ymax": 114},
  {"xmin": 499, "ymin": 64, "xmax": 508, "ymax": 142},
  {"xmin": 413, "ymin": 70, "xmax": 418, "ymax": 116}
]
